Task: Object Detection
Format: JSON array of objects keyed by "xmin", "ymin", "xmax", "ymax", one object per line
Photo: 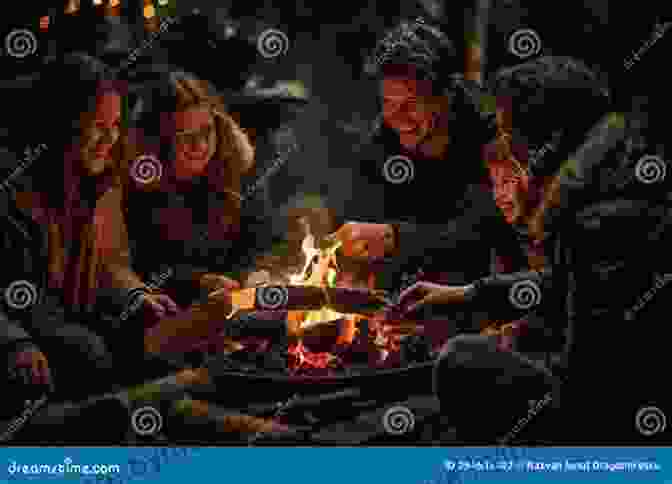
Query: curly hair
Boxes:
[
  {"xmin": 364, "ymin": 17, "xmax": 460, "ymax": 89},
  {"xmin": 490, "ymin": 56, "xmax": 611, "ymax": 178},
  {"xmin": 491, "ymin": 57, "xmax": 613, "ymax": 241},
  {"xmin": 129, "ymin": 68, "xmax": 255, "ymax": 198}
]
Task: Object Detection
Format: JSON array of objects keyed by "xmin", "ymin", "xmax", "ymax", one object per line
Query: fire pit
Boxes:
[{"xmin": 145, "ymin": 218, "xmax": 440, "ymax": 404}]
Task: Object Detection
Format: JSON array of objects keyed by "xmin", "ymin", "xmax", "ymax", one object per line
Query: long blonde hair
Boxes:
[{"xmin": 130, "ymin": 70, "xmax": 255, "ymax": 205}]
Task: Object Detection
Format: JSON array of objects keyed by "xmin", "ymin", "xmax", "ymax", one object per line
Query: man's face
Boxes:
[
  {"xmin": 80, "ymin": 92, "xmax": 121, "ymax": 176},
  {"xmin": 380, "ymin": 76, "xmax": 443, "ymax": 151}
]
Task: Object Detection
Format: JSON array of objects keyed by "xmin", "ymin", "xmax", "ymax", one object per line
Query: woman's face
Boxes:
[
  {"xmin": 80, "ymin": 92, "xmax": 121, "ymax": 176},
  {"xmin": 173, "ymin": 105, "xmax": 216, "ymax": 179},
  {"xmin": 380, "ymin": 75, "xmax": 443, "ymax": 151}
]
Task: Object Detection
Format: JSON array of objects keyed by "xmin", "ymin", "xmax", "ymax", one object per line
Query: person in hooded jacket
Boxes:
[{"xmin": 397, "ymin": 57, "xmax": 672, "ymax": 444}]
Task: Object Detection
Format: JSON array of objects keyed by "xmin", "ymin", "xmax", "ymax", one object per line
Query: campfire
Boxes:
[
  {"xmin": 219, "ymin": 217, "xmax": 432, "ymax": 376},
  {"xmin": 144, "ymin": 215, "xmax": 435, "ymax": 375}
]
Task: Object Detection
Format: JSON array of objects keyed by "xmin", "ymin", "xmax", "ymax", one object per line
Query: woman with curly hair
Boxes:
[{"xmin": 125, "ymin": 69, "xmax": 278, "ymax": 354}]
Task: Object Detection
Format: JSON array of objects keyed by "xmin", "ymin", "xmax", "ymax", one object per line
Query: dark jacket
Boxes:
[
  {"xmin": 0, "ymin": 189, "xmax": 47, "ymax": 352},
  {"xmin": 332, "ymin": 85, "xmax": 524, "ymax": 329},
  {"xmin": 125, "ymin": 167, "xmax": 282, "ymax": 303},
  {"xmin": 467, "ymin": 114, "xmax": 670, "ymax": 413}
]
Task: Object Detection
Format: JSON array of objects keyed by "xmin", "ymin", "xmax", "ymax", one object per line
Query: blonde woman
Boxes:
[{"xmin": 125, "ymin": 69, "xmax": 278, "ymax": 352}]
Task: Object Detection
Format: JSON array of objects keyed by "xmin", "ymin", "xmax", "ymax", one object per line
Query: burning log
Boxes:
[{"xmin": 227, "ymin": 286, "xmax": 389, "ymax": 316}]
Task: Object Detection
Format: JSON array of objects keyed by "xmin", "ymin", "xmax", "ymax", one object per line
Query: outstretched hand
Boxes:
[{"xmin": 397, "ymin": 281, "xmax": 471, "ymax": 314}]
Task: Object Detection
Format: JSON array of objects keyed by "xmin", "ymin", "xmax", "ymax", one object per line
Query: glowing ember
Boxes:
[{"xmin": 287, "ymin": 340, "xmax": 341, "ymax": 373}]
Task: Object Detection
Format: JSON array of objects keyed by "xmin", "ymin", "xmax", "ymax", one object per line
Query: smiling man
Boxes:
[{"xmin": 331, "ymin": 19, "xmax": 523, "ymax": 330}]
